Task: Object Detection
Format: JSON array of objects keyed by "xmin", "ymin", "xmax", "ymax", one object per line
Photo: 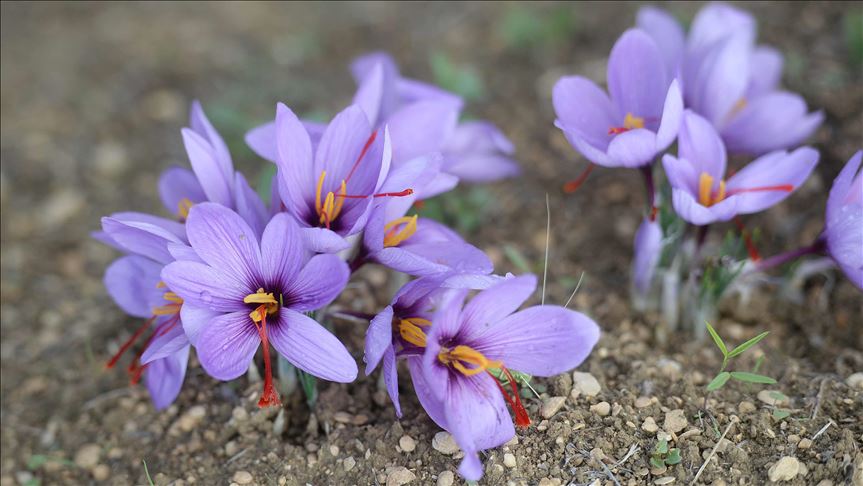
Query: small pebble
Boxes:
[
  {"xmin": 74, "ymin": 444, "xmax": 101, "ymax": 469},
  {"xmin": 797, "ymin": 438, "xmax": 812, "ymax": 449},
  {"xmin": 590, "ymin": 401, "xmax": 611, "ymax": 416},
  {"xmin": 846, "ymin": 372, "xmax": 863, "ymax": 390},
  {"xmin": 664, "ymin": 409, "xmax": 688, "ymax": 433},
  {"xmin": 92, "ymin": 464, "xmax": 110, "ymax": 481},
  {"xmin": 642, "ymin": 417, "xmax": 659, "ymax": 433},
  {"xmin": 635, "ymin": 396, "xmax": 653, "ymax": 408},
  {"xmin": 333, "ymin": 411, "xmax": 353, "ymax": 424},
  {"xmin": 432, "ymin": 432, "xmax": 460, "ymax": 455},
  {"xmin": 571, "ymin": 372, "xmax": 601, "ymax": 398},
  {"xmin": 758, "ymin": 390, "xmax": 788, "ymax": 406},
  {"xmin": 232, "ymin": 471, "xmax": 253, "ymax": 485},
  {"xmin": 655, "ymin": 477, "xmax": 675, "ymax": 485},
  {"xmin": 738, "ymin": 401, "xmax": 757, "ymax": 414},
  {"xmin": 343, "ymin": 456, "xmax": 356, "ymax": 472},
  {"xmin": 399, "ymin": 435, "xmax": 416, "ymax": 453},
  {"xmin": 386, "ymin": 466, "xmax": 416, "ymax": 486},
  {"xmin": 437, "ymin": 471, "xmax": 455, "ymax": 486},
  {"xmin": 768, "ymin": 456, "xmax": 800, "ymax": 482},
  {"xmin": 503, "ymin": 453, "xmax": 517, "ymax": 468},
  {"xmin": 541, "ymin": 396, "xmax": 567, "ymax": 418}
]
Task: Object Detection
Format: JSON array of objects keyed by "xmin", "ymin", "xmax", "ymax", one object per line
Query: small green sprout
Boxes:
[
  {"xmin": 649, "ymin": 439, "xmax": 682, "ymax": 469},
  {"xmin": 705, "ymin": 322, "xmax": 776, "ymax": 392}
]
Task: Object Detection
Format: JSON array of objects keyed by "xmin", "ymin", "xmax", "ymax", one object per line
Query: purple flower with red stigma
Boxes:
[
  {"xmin": 824, "ymin": 151, "xmax": 863, "ymax": 289},
  {"xmin": 411, "ymin": 275, "xmax": 600, "ymax": 480},
  {"xmin": 637, "ymin": 3, "xmax": 823, "ymax": 155},
  {"xmin": 272, "ymin": 103, "xmax": 410, "ymax": 253},
  {"xmin": 662, "ymin": 110, "xmax": 818, "ymax": 225},
  {"xmin": 161, "ymin": 203, "xmax": 356, "ymax": 408},
  {"xmin": 553, "ymin": 29, "xmax": 683, "ymax": 169},
  {"xmin": 364, "ymin": 273, "xmax": 504, "ymax": 417}
]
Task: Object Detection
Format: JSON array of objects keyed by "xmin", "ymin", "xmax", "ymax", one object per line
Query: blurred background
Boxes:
[{"xmin": 1, "ymin": 2, "xmax": 861, "ymax": 485}]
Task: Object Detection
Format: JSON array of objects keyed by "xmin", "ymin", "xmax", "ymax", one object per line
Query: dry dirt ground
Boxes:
[{"xmin": 1, "ymin": 2, "xmax": 861, "ymax": 485}]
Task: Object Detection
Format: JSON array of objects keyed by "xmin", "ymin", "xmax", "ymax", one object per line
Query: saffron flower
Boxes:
[
  {"xmin": 662, "ymin": 110, "xmax": 818, "ymax": 225},
  {"xmin": 161, "ymin": 203, "xmax": 357, "ymax": 407},
  {"xmin": 636, "ymin": 3, "xmax": 823, "ymax": 155},
  {"xmin": 417, "ymin": 275, "xmax": 600, "ymax": 480},
  {"xmin": 824, "ymin": 150, "xmax": 863, "ymax": 289},
  {"xmin": 364, "ymin": 272, "xmax": 503, "ymax": 416},
  {"xmin": 632, "ymin": 213, "xmax": 663, "ymax": 299},
  {"xmin": 272, "ymin": 102, "xmax": 402, "ymax": 253},
  {"xmin": 553, "ymin": 28, "xmax": 683, "ymax": 168},
  {"xmin": 359, "ymin": 156, "xmax": 492, "ymax": 276}
]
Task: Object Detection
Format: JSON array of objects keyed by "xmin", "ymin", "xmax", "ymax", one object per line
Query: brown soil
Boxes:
[{"xmin": 1, "ymin": 2, "xmax": 861, "ymax": 486}]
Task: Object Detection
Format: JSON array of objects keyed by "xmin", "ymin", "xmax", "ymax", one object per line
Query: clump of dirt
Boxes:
[{"xmin": 1, "ymin": 2, "xmax": 861, "ymax": 485}]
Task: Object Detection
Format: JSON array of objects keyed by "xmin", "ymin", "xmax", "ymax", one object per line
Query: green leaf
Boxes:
[
  {"xmin": 727, "ymin": 331, "xmax": 769, "ymax": 358},
  {"xmin": 27, "ymin": 455, "xmax": 49, "ymax": 470},
  {"xmin": 649, "ymin": 456, "xmax": 666, "ymax": 469},
  {"xmin": 772, "ymin": 409, "xmax": 791, "ymax": 420},
  {"xmin": 503, "ymin": 245, "xmax": 532, "ymax": 273},
  {"xmin": 665, "ymin": 449, "xmax": 682, "ymax": 465},
  {"xmin": 429, "ymin": 52, "xmax": 484, "ymax": 100},
  {"xmin": 706, "ymin": 372, "xmax": 731, "ymax": 391},
  {"xmin": 656, "ymin": 439, "xmax": 669, "ymax": 455},
  {"xmin": 769, "ymin": 391, "xmax": 788, "ymax": 402},
  {"xmin": 297, "ymin": 369, "xmax": 318, "ymax": 407},
  {"xmin": 142, "ymin": 460, "xmax": 155, "ymax": 486},
  {"xmin": 729, "ymin": 372, "xmax": 776, "ymax": 384},
  {"xmin": 705, "ymin": 321, "xmax": 728, "ymax": 357}
]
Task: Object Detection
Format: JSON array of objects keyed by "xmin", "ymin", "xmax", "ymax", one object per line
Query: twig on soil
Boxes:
[
  {"xmin": 691, "ymin": 418, "xmax": 737, "ymax": 485},
  {"xmin": 599, "ymin": 459, "xmax": 622, "ymax": 486},
  {"xmin": 564, "ymin": 271, "xmax": 586, "ymax": 309},
  {"xmin": 82, "ymin": 387, "xmax": 132, "ymax": 410},
  {"xmin": 810, "ymin": 420, "xmax": 835, "ymax": 441},
  {"xmin": 226, "ymin": 448, "xmax": 249, "ymax": 465},
  {"xmin": 542, "ymin": 193, "xmax": 550, "ymax": 306},
  {"xmin": 611, "ymin": 444, "xmax": 640, "ymax": 470},
  {"xmin": 810, "ymin": 377, "xmax": 828, "ymax": 419}
]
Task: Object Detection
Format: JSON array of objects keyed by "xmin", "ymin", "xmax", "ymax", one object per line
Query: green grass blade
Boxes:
[
  {"xmin": 706, "ymin": 372, "xmax": 731, "ymax": 391},
  {"xmin": 705, "ymin": 321, "xmax": 728, "ymax": 357},
  {"xmin": 727, "ymin": 331, "xmax": 769, "ymax": 358},
  {"xmin": 729, "ymin": 371, "xmax": 776, "ymax": 384}
]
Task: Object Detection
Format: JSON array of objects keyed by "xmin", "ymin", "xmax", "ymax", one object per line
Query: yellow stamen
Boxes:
[
  {"xmin": 320, "ymin": 191, "xmax": 336, "ymax": 225},
  {"xmin": 698, "ymin": 172, "xmax": 727, "ymax": 207},
  {"xmin": 383, "ymin": 215, "xmax": 418, "ymax": 248},
  {"xmin": 315, "ymin": 171, "xmax": 348, "ymax": 226},
  {"xmin": 730, "ymin": 97, "xmax": 747, "ymax": 119},
  {"xmin": 332, "ymin": 180, "xmax": 347, "ymax": 220},
  {"xmin": 156, "ymin": 281, "xmax": 167, "ymax": 288},
  {"xmin": 315, "ymin": 171, "xmax": 326, "ymax": 215},
  {"xmin": 624, "ymin": 112, "xmax": 645, "ymax": 130},
  {"xmin": 244, "ymin": 288, "xmax": 279, "ymax": 321},
  {"xmin": 163, "ymin": 292, "xmax": 183, "ymax": 304},
  {"xmin": 398, "ymin": 317, "xmax": 430, "ymax": 348},
  {"xmin": 438, "ymin": 345, "xmax": 502, "ymax": 376},
  {"xmin": 152, "ymin": 289, "xmax": 184, "ymax": 316},
  {"xmin": 177, "ymin": 198, "xmax": 194, "ymax": 220}
]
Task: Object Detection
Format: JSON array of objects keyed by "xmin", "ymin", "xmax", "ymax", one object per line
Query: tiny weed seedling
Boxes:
[
  {"xmin": 705, "ymin": 322, "xmax": 776, "ymax": 392},
  {"xmin": 649, "ymin": 439, "xmax": 681, "ymax": 469}
]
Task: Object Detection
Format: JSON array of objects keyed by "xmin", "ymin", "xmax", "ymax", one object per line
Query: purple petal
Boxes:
[
  {"xmin": 181, "ymin": 128, "xmax": 233, "ymax": 207},
  {"xmin": 161, "ymin": 261, "xmax": 248, "ymax": 312},
  {"xmin": 552, "ymin": 76, "xmax": 616, "ymax": 152},
  {"xmin": 632, "ymin": 217, "xmax": 663, "ymax": 296},
  {"xmin": 459, "ymin": 275, "xmax": 536, "ymax": 342},
  {"xmin": 233, "ymin": 172, "xmax": 269, "ymax": 239},
  {"xmin": 101, "ymin": 216, "xmax": 185, "ymax": 264},
  {"xmin": 167, "ymin": 242, "xmax": 203, "ymax": 263},
  {"xmin": 687, "ymin": 3, "xmax": 755, "ymax": 54},
  {"xmin": 315, "ymin": 105, "xmax": 374, "ymax": 193},
  {"xmin": 407, "ymin": 357, "xmax": 447, "ymax": 429},
  {"xmin": 185, "ymin": 203, "xmax": 262, "ymax": 287},
  {"xmin": 721, "ymin": 92, "xmax": 823, "ymax": 155},
  {"xmin": 662, "ymin": 154, "xmax": 699, "ymax": 195},
  {"xmin": 275, "ymin": 103, "xmax": 316, "ymax": 222},
  {"xmin": 827, "ymin": 151, "xmax": 863, "ymax": 224},
  {"xmin": 607, "ymin": 29, "xmax": 668, "ymax": 121},
  {"xmin": 245, "ymin": 121, "xmax": 277, "ymax": 162},
  {"xmin": 445, "ymin": 154, "xmax": 520, "ymax": 183},
  {"xmin": 636, "ymin": 6, "xmax": 685, "ymax": 80},
  {"xmin": 387, "ymin": 100, "xmax": 459, "ymax": 164},
  {"xmin": 556, "ymin": 123, "xmax": 613, "ymax": 167},
  {"xmin": 671, "ymin": 188, "xmax": 738, "ymax": 225},
  {"xmin": 747, "ymin": 46, "xmax": 783, "ymax": 98},
  {"xmin": 300, "ymin": 227, "xmax": 351, "ymax": 254},
  {"xmin": 726, "ymin": 147, "xmax": 819, "ymax": 214},
  {"xmin": 352, "ymin": 61, "xmax": 385, "ymax": 125},
  {"xmin": 473, "ymin": 306, "xmax": 600, "ymax": 376},
  {"xmin": 268, "ymin": 308, "xmax": 357, "ymax": 382},
  {"xmin": 285, "ymin": 254, "xmax": 349, "ymax": 312},
  {"xmin": 416, "ymin": 171, "xmax": 460, "ymax": 199},
  {"xmin": 104, "ymin": 255, "xmax": 164, "ymax": 318},
  {"xmin": 687, "ymin": 33, "xmax": 751, "ymax": 126},
  {"xmin": 391, "ymin": 242, "xmax": 493, "ymax": 277},
  {"xmin": 445, "ymin": 121, "xmax": 514, "ymax": 156},
  {"xmin": 398, "ymin": 77, "xmax": 464, "ymax": 109},
  {"xmin": 196, "ymin": 311, "xmax": 260, "ymax": 381},
  {"xmin": 655, "ymin": 79, "xmax": 683, "ymax": 151},
  {"xmin": 350, "ymin": 51, "xmax": 400, "ymax": 120},
  {"xmin": 426, "ymin": 289, "xmax": 469, "ymax": 343},
  {"xmin": 158, "ymin": 167, "xmax": 206, "ymax": 216},
  {"xmin": 189, "ymin": 100, "xmax": 234, "ymax": 184},
  {"xmin": 381, "ymin": 347, "xmax": 402, "ymax": 417},
  {"xmin": 145, "ymin": 345, "xmax": 189, "ymax": 410},
  {"xmin": 607, "ymin": 128, "xmax": 658, "ymax": 168},
  {"xmin": 180, "ymin": 304, "xmax": 219, "ymax": 346},
  {"xmin": 678, "ymin": 110, "xmax": 727, "ymax": 181},
  {"xmin": 141, "ymin": 319, "xmax": 190, "ymax": 364},
  {"xmin": 260, "ymin": 213, "xmax": 305, "ymax": 288},
  {"xmin": 364, "ymin": 305, "xmax": 394, "ymax": 374},
  {"xmin": 826, "ymin": 152, "xmax": 863, "ymax": 289}
]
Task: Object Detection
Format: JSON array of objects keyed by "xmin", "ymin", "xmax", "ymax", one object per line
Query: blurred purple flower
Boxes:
[
  {"xmin": 161, "ymin": 203, "xmax": 356, "ymax": 408},
  {"xmin": 553, "ymin": 29, "xmax": 683, "ymax": 168},
  {"xmin": 637, "ymin": 3, "xmax": 823, "ymax": 155},
  {"xmin": 824, "ymin": 150, "xmax": 863, "ymax": 289},
  {"xmin": 632, "ymin": 214, "xmax": 663, "ymax": 297},
  {"xmin": 415, "ymin": 275, "xmax": 600, "ymax": 480},
  {"xmin": 662, "ymin": 110, "xmax": 818, "ymax": 225}
]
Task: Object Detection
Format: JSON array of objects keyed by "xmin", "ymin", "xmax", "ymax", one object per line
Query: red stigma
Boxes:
[
  {"xmin": 563, "ymin": 164, "xmax": 595, "ymax": 194},
  {"xmin": 488, "ymin": 367, "xmax": 531, "ymax": 428},
  {"xmin": 649, "ymin": 206, "xmax": 658, "ymax": 222},
  {"xmin": 344, "ymin": 130, "xmax": 378, "ymax": 185},
  {"xmin": 254, "ymin": 306, "xmax": 282, "ymax": 408},
  {"xmin": 607, "ymin": 127, "xmax": 630, "ymax": 135},
  {"xmin": 733, "ymin": 217, "xmax": 761, "ymax": 262},
  {"xmin": 413, "ymin": 200, "xmax": 426, "ymax": 210},
  {"xmin": 338, "ymin": 188, "xmax": 414, "ymax": 199},
  {"xmin": 105, "ymin": 317, "xmax": 155, "ymax": 369},
  {"xmin": 725, "ymin": 184, "xmax": 793, "ymax": 197}
]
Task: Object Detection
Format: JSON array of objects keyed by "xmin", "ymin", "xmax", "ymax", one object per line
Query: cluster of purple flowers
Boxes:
[
  {"xmin": 97, "ymin": 53, "xmax": 600, "ymax": 480},
  {"xmin": 553, "ymin": 3, "xmax": 861, "ymax": 300}
]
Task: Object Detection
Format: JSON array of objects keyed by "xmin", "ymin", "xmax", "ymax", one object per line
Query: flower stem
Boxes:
[
  {"xmin": 754, "ymin": 239, "xmax": 826, "ymax": 273},
  {"xmin": 641, "ymin": 164, "xmax": 656, "ymax": 210}
]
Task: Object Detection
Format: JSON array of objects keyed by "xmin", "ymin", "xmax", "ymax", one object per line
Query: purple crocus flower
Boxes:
[
  {"xmin": 824, "ymin": 150, "xmax": 863, "ymax": 289},
  {"xmin": 636, "ymin": 3, "xmax": 823, "ymax": 155},
  {"xmin": 553, "ymin": 28, "xmax": 683, "ymax": 169},
  {"xmin": 161, "ymin": 203, "xmax": 356, "ymax": 407},
  {"xmin": 632, "ymin": 214, "xmax": 663, "ymax": 298},
  {"xmin": 358, "ymin": 156, "xmax": 492, "ymax": 276},
  {"xmin": 364, "ymin": 272, "xmax": 504, "ymax": 417},
  {"xmin": 414, "ymin": 275, "xmax": 600, "ymax": 480},
  {"xmin": 662, "ymin": 110, "xmax": 818, "ymax": 225},
  {"xmin": 272, "ymin": 102, "xmax": 402, "ymax": 253}
]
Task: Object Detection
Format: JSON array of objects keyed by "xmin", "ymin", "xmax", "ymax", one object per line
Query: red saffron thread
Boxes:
[
  {"xmin": 563, "ymin": 164, "xmax": 595, "ymax": 194},
  {"xmin": 255, "ymin": 306, "xmax": 282, "ymax": 408},
  {"xmin": 105, "ymin": 317, "xmax": 155, "ymax": 369}
]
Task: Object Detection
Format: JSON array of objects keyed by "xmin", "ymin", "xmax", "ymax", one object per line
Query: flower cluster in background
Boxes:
[
  {"xmin": 97, "ymin": 53, "xmax": 600, "ymax": 480},
  {"xmin": 553, "ymin": 3, "xmax": 861, "ymax": 332}
]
